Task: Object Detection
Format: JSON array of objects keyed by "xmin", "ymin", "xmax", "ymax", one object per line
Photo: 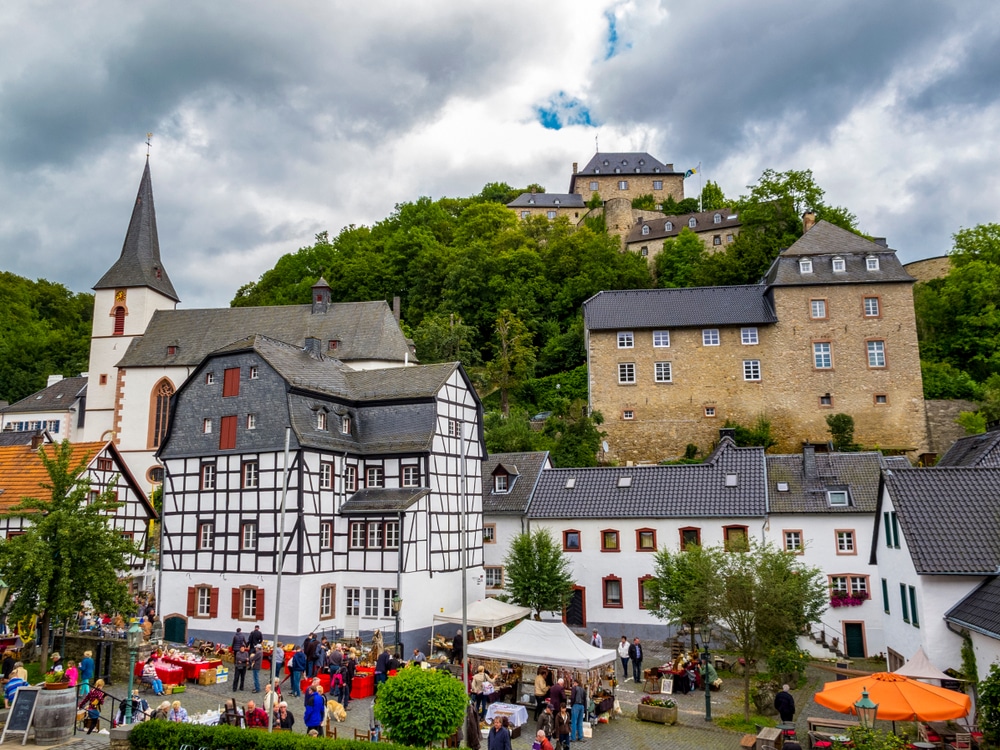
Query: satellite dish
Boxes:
[{"xmin": 602, "ymin": 441, "xmax": 609, "ymax": 453}]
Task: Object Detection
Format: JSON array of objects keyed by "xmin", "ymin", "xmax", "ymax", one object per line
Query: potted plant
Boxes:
[
  {"xmin": 637, "ymin": 694, "xmax": 678, "ymax": 725},
  {"xmin": 43, "ymin": 672, "xmax": 70, "ymax": 690}
]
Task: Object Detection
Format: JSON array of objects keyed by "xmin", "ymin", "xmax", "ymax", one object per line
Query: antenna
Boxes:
[{"xmin": 146, "ymin": 132, "xmax": 153, "ymax": 157}]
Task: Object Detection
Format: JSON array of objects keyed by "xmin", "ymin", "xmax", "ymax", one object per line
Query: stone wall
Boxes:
[
  {"xmin": 60, "ymin": 633, "xmax": 154, "ymax": 685},
  {"xmin": 924, "ymin": 398, "xmax": 978, "ymax": 458},
  {"xmin": 572, "ymin": 173, "xmax": 684, "ymax": 205},
  {"xmin": 903, "ymin": 255, "xmax": 950, "ymax": 283}
]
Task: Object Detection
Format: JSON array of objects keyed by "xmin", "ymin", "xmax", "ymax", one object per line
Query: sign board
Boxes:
[{"xmin": 0, "ymin": 686, "xmax": 40, "ymax": 745}]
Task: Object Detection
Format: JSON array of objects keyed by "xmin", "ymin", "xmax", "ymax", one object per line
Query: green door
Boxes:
[
  {"xmin": 844, "ymin": 623, "xmax": 865, "ymax": 658},
  {"xmin": 164, "ymin": 615, "xmax": 187, "ymax": 645}
]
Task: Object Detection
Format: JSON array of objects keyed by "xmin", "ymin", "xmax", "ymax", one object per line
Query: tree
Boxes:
[
  {"xmin": 540, "ymin": 402, "xmax": 605, "ymax": 467},
  {"xmin": 503, "ymin": 529, "xmax": 575, "ymax": 618},
  {"xmin": 374, "ymin": 665, "xmax": 467, "ymax": 746},
  {"xmin": 631, "ymin": 194, "xmax": 657, "ymax": 211},
  {"xmin": 712, "ymin": 539, "xmax": 826, "ymax": 720},
  {"xmin": 700, "ymin": 180, "xmax": 727, "ymax": 211},
  {"xmin": 979, "ymin": 661, "xmax": 1000, "ymax": 745},
  {"xmin": 654, "ymin": 228, "xmax": 707, "ymax": 288},
  {"xmin": 484, "ymin": 408, "xmax": 538, "ymax": 454},
  {"xmin": 646, "ymin": 545, "xmax": 721, "ymax": 652},
  {"xmin": 485, "ymin": 310, "xmax": 537, "ymax": 417},
  {"xmin": 0, "ymin": 441, "xmax": 141, "ymax": 670},
  {"xmin": 826, "ymin": 413, "xmax": 856, "ymax": 451},
  {"xmin": 412, "ymin": 312, "xmax": 481, "ymax": 366},
  {"xmin": 724, "ymin": 416, "xmax": 778, "ymax": 450}
]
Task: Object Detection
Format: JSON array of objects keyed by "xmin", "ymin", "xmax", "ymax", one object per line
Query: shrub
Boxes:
[
  {"xmin": 373, "ymin": 665, "xmax": 467, "ymax": 747},
  {"xmin": 129, "ymin": 721, "xmax": 414, "ymax": 750}
]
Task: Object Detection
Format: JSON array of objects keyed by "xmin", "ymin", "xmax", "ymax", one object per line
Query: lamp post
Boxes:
[
  {"xmin": 701, "ymin": 626, "xmax": 712, "ymax": 722},
  {"xmin": 125, "ymin": 619, "xmax": 142, "ymax": 724},
  {"xmin": 391, "ymin": 595, "xmax": 403, "ymax": 656},
  {"xmin": 854, "ymin": 687, "xmax": 878, "ymax": 729}
]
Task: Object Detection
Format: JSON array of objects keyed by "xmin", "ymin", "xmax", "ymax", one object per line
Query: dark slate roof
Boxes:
[
  {"xmin": 94, "ymin": 159, "xmax": 179, "ymax": 301},
  {"xmin": 0, "ymin": 377, "xmax": 87, "ymax": 414},
  {"xmin": 766, "ymin": 451, "xmax": 883, "ymax": 514},
  {"xmin": 340, "ymin": 488, "xmax": 429, "ymax": 513},
  {"xmin": 117, "ymin": 300, "xmax": 412, "ymax": 367},
  {"xmin": 576, "ymin": 152, "xmax": 679, "ymax": 176},
  {"xmin": 882, "ymin": 467, "xmax": 1000, "ymax": 574},
  {"xmin": 0, "ymin": 430, "xmax": 52, "ymax": 447},
  {"xmin": 625, "ymin": 208, "xmax": 740, "ymax": 244},
  {"xmin": 583, "ymin": 286, "xmax": 777, "ymax": 331},
  {"xmin": 527, "ymin": 437, "xmax": 767, "ymax": 519},
  {"xmin": 507, "ymin": 193, "xmax": 585, "ymax": 208},
  {"xmin": 483, "ymin": 451, "xmax": 551, "ymax": 514},
  {"xmin": 937, "ymin": 430, "xmax": 1000, "ymax": 467},
  {"xmin": 945, "ymin": 576, "xmax": 1000, "ymax": 638},
  {"xmin": 764, "ymin": 222, "xmax": 913, "ymax": 287}
]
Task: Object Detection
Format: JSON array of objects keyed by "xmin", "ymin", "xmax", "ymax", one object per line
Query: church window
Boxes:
[
  {"xmin": 113, "ymin": 306, "xmax": 126, "ymax": 336},
  {"xmin": 148, "ymin": 379, "xmax": 175, "ymax": 449}
]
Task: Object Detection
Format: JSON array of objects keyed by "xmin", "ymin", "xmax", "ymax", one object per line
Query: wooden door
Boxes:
[
  {"xmin": 564, "ymin": 587, "xmax": 586, "ymax": 628},
  {"xmin": 844, "ymin": 622, "xmax": 865, "ymax": 658}
]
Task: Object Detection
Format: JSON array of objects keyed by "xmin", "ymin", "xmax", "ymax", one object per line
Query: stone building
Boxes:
[
  {"xmin": 583, "ymin": 219, "xmax": 928, "ymax": 462},
  {"xmin": 569, "ymin": 152, "xmax": 684, "ymax": 205},
  {"xmin": 624, "ymin": 207, "xmax": 742, "ymax": 262},
  {"xmin": 506, "ymin": 192, "xmax": 586, "ymax": 222}
]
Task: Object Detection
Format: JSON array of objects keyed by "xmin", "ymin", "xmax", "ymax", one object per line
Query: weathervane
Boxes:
[{"xmin": 146, "ymin": 132, "xmax": 153, "ymax": 157}]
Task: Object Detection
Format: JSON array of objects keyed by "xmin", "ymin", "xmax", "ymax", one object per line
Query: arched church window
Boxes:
[
  {"xmin": 113, "ymin": 307, "xmax": 126, "ymax": 336},
  {"xmin": 149, "ymin": 379, "xmax": 175, "ymax": 449}
]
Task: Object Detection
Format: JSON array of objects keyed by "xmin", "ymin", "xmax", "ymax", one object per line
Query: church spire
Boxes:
[{"xmin": 94, "ymin": 157, "xmax": 179, "ymax": 301}]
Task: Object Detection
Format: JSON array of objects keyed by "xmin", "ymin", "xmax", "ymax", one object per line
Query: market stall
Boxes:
[
  {"xmin": 430, "ymin": 599, "xmax": 532, "ymax": 658},
  {"xmin": 467, "ymin": 620, "xmax": 618, "ymax": 730}
]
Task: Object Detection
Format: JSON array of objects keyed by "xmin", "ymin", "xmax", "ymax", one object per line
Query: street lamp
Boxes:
[
  {"xmin": 391, "ymin": 595, "xmax": 403, "ymax": 656},
  {"xmin": 701, "ymin": 626, "xmax": 713, "ymax": 722},
  {"xmin": 125, "ymin": 619, "xmax": 142, "ymax": 724},
  {"xmin": 854, "ymin": 687, "xmax": 878, "ymax": 729}
]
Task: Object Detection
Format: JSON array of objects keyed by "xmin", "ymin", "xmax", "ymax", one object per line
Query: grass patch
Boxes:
[
  {"xmin": 25, "ymin": 662, "xmax": 43, "ymax": 684},
  {"xmin": 715, "ymin": 714, "xmax": 776, "ymax": 733}
]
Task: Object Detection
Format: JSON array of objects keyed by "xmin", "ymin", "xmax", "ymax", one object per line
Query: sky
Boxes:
[{"xmin": 1, "ymin": 0, "xmax": 998, "ymax": 309}]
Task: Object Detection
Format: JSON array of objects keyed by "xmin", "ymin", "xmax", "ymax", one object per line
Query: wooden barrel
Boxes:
[{"xmin": 33, "ymin": 686, "xmax": 76, "ymax": 745}]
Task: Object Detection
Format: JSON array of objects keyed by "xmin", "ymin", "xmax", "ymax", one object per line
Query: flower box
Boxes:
[{"xmin": 637, "ymin": 702, "xmax": 677, "ymax": 725}]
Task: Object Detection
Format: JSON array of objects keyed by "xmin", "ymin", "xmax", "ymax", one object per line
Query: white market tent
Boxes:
[
  {"xmin": 467, "ymin": 619, "xmax": 616, "ymax": 670},
  {"xmin": 893, "ymin": 646, "xmax": 958, "ymax": 683},
  {"xmin": 434, "ymin": 599, "xmax": 533, "ymax": 628}
]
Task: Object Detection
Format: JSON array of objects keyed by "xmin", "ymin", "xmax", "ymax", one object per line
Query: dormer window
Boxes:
[
  {"xmin": 832, "ymin": 257, "xmax": 846, "ymax": 272},
  {"xmin": 641, "ymin": 225, "xmax": 649, "ymax": 235},
  {"xmin": 828, "ymin": 490, "xmax": 849, "ymax": 507},
  {"xmin": 654, "ymin": 167, "xmax": 660, "ymax": 173},
  {"xmin": 615, "ymin": 167, "xmax": 621, "ymax": 173},
  {"xmin": 554, "ymin": 199, "xmax": 560, "ymax": 205},
  {"xmin": 565, "ymin": 477, "xmax": 576, "ymax": 489},
  {"xmin": 688, "ymin": 217, "xmax": 697, "ymax": 228},
  {"xmin": 799, "ymin": 259, "xmax": 813, "ymax": 274},
  {"xmin": 638, "ymin": 159, "xmax": 645, "ymax": 166},
  {"xmin": 341, "ymin": 415, "xmax": 351, "ymax": 435},
  {"xmin": 602, "ymin": 159, "xmax": 609, "ymax": 166},
  {"xmin": 317, "ymin": 411, "xmax": 327, "ymax": 430},
  {"xmin": 494, "ymin": 474, "xmax": 509, "ymax": 493},
  {"xmin": 714, "ymin": 213, "xmax": 722, "ymax": 224},
  {"xmin": 167, "ymin": 345, "xmax": 177, "ymax": 356},
  {"xmin": 866, "ymin": 256, "xmax": 880, "ymax": 271},
  {"xmin": 665, "ymin": 221, "xmax": 673, "ymax": 231}
]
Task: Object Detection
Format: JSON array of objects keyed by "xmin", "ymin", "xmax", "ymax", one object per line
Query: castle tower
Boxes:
[{"xmin": 84, "ymin": 158, "xmax": 179, "ymax": 442}]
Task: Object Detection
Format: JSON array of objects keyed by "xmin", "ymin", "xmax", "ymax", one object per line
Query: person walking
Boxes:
[
  {"xmin": 555, "ymin": 703, "xmax": 572, "ymax": 750},
  {"xmin": 486, "ymin": 715, "xmax": 512, "ymax": 750},
  {"xmin": 250, "ymin": 645, "xmax": 263, "ymax": 692},
  {"xmin": 628, "ymin": 638, "xmax": 644, "ymax": 684},
  {"xmin": 78, "ymin": 679, "xmax": 107, "ymax": 734},
  {"xmin": 342, "ymin": 647, "xmax": 356, "ymax": 708},
  {"xmin": 570, "ymin": 678, "xmax": 586, "ymax": 743},
  {"xmin": 374, "ymin": 647, "xmax": 390, "ymax": 692},
  {"xmin": 774, "ymin": 684, "xmax": 796, "ymax": 723},
  {"xmin": 233, "ymin": 645, "xmax": 249, "ymax": 692},
  {"xmin": 79, "ymin": 650, "xmax": 95, "ymax": 694},
  {"xmin": 288, "ymin": 646, "xmax": 307, "ymax": 698},
  {"xmin": 589, "ymin": 629, "xmax": 602, "ymax": 648},
  {"xmin": 303, "ymin": 685, "xmax": 325, "ymax": 735},
  {"xmin": 617, "ymin": 636, "xmax": 630, "ymax": 682},
  {"xmin": 451, "ymin": 629, "xmax": 464, "ymax": 664},
  {"xmin": 536, "ymin": 701, "xmax": 555, "ymax": 741}
]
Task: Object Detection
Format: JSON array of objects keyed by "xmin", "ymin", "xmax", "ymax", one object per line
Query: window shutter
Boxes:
[
  {"xmin": 186, "ymin": 587, "xmax": 196, "ymax": 617},
  {"xmin": 231, "ymin": 588, "xmax": 241, "ymax": 619},
  {"xmin": 220, "ymin": 416, "xmax": 237, "ymax": 450},
  {"xmin": 223, "ymin": 367, "xmax": 241, "ymax": 397},
  {"xmin": 209, "ymin": 587, "xmax": 220, "ymax": 618},
  {"xmin": 255, "ymin": 588, "xmax": 265, "ymax": 621}
]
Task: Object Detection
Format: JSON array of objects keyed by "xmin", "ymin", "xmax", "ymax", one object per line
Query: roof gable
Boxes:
[
  {"xmin": 0, "ymin": 377, "xmax": 87, "ymax": 415},
  {"xmin": 766, "ymin": 451, "xmax": 883, "ymax": 513},
  {"xmin": 482, "ymin": 452, "xmax": 550, "ymax": 514},
  {"xmin": 945, "ymin": 576, "xmax": 1000, "ymax": 638},
  {"xmin": 937, "ymin": 430, "xmax": 1000, "ymax": 467}
]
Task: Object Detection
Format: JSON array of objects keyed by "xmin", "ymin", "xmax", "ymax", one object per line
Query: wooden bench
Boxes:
[{"xmin": 806, "ymin": 717, "xmax": 859, "ymax": 734}]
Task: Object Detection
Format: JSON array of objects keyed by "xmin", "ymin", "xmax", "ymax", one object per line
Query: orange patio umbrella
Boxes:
[{"xmin": 814, "ymin": 672, "xmax": 971, "ymax": 722}]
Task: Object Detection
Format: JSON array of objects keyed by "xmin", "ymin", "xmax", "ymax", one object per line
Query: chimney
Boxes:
[
  {"xmin": 304, "ymin": 337, "xmax": 322, "ymax": 359},
  {"xmin": 572, "ymin": 162, "xmax": 578, "ymax": 174},
  {"xmin": 719, "ymin": 428, "xmax": 736, "ymax": 442},
  {"xmin": 47, "ymin": 374, "xmax": 64, "ymax": 387},
  {"xmin": 802, "ymin": 444, "xmax": 817, "ymax": 478},
  {"xmin": 802, "ymin": 211, "xmax": 817, "ymax": 233},
  {"xmin": 873, "ymin": 237, "xmax": 888, "ymax": 248},
  {"xmin": 392, "ymin": 296, "xmax": 401, "ymax": 322},
  {"xmin": 31, "ymin": 432, "xmax": 44, "ymax": 450}
]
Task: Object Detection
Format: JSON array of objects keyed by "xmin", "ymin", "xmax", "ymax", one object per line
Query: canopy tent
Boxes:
[
  {"xmin": 467, "ymin": 619, "xmax": 616, "ymax": 670},
  {"xmin": 814, "ymin": 672, "xmax": 971, "ymax": 722},
  {"xmin": 893, "ymin": 646, "xmax": 956, "ymax": 683},
  {"xmin": 433, "ymin": 599, "xmax": 533, "ymax": 628}
]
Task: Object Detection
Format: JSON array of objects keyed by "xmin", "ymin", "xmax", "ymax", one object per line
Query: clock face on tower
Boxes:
[{"xmin": 115, "ymin": 289, "xmax": 127, "ymax": 302}]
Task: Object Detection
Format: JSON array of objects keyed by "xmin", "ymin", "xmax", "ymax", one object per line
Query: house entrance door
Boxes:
[
  {"xmin": 844, "ymin": 623, "xmax": 865, "ymax": 658},
  {"xmin": 564, "ymin": 587, "xmax": 586, "ymax": 628},
  {"xmin": 164, "ymin": 616, "xmax": 187, "ymax": 645}
]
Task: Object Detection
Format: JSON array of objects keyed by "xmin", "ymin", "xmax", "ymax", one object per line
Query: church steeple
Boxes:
[{"xmin": 94, "ymin": 158, "xmax": 179, "ymax": 302}]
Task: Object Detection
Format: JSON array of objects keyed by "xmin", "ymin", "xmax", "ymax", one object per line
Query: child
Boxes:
[{"xmin": 64, "ymin": 659, "xmax": 79, "ymax": 687}]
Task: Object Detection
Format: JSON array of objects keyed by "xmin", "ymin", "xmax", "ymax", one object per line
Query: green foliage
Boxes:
[
  {"xmin": 700, "ymin": 181, "xmax": 728, "ymax": 210},
  {"xmin": 0, "ymin": 272, "xmax": 93, "ymax": 404},
  {"xmin": 957, "ymin": 411, "xmax": 987, "ymax": 435},
  {"xmin": 921, "ymin": 360, "xmax": 982, "ymax": 400},
  {"xmin": 715, "ymin": 713, "xmax": 776, "ymax": 733},
  {"xmin": 503, "ymin": 529, "xmax": 576, "ymax": 617},
  {"xmin": 631, "ymin": 193, "xmax": 657, "ymax": 211},
  {"xmin": 660, "ymin": 196, "xmax": 700, "ymax": 215},
  {"xmin": 845, "ymin": 726, "xmax": 906, "ymax": 750},
  {"xmin": 541, "ymin": 403, "xmax": 605, "ymax": 467},
  {"xmin": 960, "ymin": 630, "xmax": 979, "ymax": 707},
  {"xmin": 484, "ymin": 409, "xmax": 538, "ymax": 454},
  {"xmin": 647, "ymin": 545, "xmax": 720, "ymax": 652},
  {"xmin": 654, "ymin": 228, "xmax": 708, "ymax": 288},
  {"xmin": 412, "ymin": 313, "xmax": 482, "ymax": 366},
  {"xmin": 684, "ymin": 443, "xmax": 699, "ymax": 460},
  {"xmin": 723, "ymin": 416, "xmax": 777, "ymax": 450},
  {"xmin": 825, "ymin": 413, "xmax": 856, "ymax": 451},
  {"xmin": 374, "ymin": 665, "xmax": 467, "ymax": 747},
  {"xmin": 129, "ymin": 720, "xmax": 412, "ymax": 750},
  {"xmin": 764, "ymin": 645, "xmax": 809, "ymax": 683},
  {"xmin": 980, "ymin": 662, "xmax": 1000, "ymax": 744},
  {"xmin": 0, "ymin": 441, "xmax": 142, "ymax": 670},
  {"xmin": 485, "ymin": 310, "xmax": 537, "ymax": 417},
  {"xmin": 586, "ymin": 192, "xmax": 603, "ymax": 209}
]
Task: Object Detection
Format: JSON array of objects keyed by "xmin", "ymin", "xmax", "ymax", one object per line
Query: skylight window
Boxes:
[
  {"xmin": 617, "ymin": 477, "xmax": 632, "ymax": 488},
  {"xmin": 565, "ymin": 478, "xmax": 576, "ymax": 489},
  {"xmin": 725, "ymin": 474, "xmax": 739, "ymax": 487},
  {"xmin": 777, "ymin": 482, "xmax": 789, "ymax": 492},
  {"xmin": 828, "ymin": 490, "xmax": 849, "ymax": 507}
]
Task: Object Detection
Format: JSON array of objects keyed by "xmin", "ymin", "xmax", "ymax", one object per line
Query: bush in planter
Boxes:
[
  {"xmin": 373, "ymin": 665, "xmax": 467, "ymax": 747},
  {"xmin": 640, "ymin": 695, "xmax": 676, "ymax": 709},
  {"xmin": 129, "ymin": 722, "xmax": 413, "ymax": 750}
]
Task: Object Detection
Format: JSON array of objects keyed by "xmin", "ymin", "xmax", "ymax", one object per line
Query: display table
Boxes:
[
  {"xmin": 154, "ymin": 663, "xmax": 184, "ymax": 684},
  {"xmin": 351, "ymin": 672, "xmax": 375, "ymax": 699},
  {"xmin": 485, "ymin": 702, "xmax": 528, "ymax": 727},
  {"xmin": 165, "ymin": 657, "xmax": 222, "ymax": 682}
]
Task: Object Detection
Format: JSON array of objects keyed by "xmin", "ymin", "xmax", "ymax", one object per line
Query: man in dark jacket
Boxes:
[
  {"xmin": 233, "ymin": 645, "xmax": 249, "ymax": 692},
  {"xmin": 374, "ymin": 648, "xmax": 391, "ymax": 692},
  {"xmin": 248, "ymin": 625, "xmax": 263, "ymax": 650},
  {"xmin": 303, "ymin": 633, "xmax": 321, "ymax": 678},
  {"xmin": 452, "ymin": 629, "xmax": 464, "ymax": 664},
  {"xmin": 288, "ymin": 647, "xmax": 307, "ymax": 698},
  {"xmin": 628, "ymin": 638, "xmax": 644, "ymax": 683},
  {"xmin": 232, "ymin": 628, "xmax": 248, "ymax": 652},
  {"xmin": 250, "ymin": 645, "xmax": 264, "ymax": 693},
  {"xmin": 486, "ymin": 715, "xmax": 511, "ymax": 750},
  {"xmin": 774, "ymin": 684, "xmax": 796, "ymax": 722},
  {"xmin": 547, "ymin": 677, "xmax": 565, "ymax": 712}
]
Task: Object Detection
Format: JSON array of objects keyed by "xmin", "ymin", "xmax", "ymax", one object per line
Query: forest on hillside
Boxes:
[{"xmin": 5, "ymin": 169, "xmax": 1000, "ymax": 460}]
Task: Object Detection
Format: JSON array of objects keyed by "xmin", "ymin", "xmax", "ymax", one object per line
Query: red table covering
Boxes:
[{"xmin": 165, "ymin": 657, "xmax": 222, "ymax": 681}]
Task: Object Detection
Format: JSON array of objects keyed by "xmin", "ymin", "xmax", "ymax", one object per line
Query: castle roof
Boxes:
[
  {"xmin": 507, "ymin": 193, "xmax": 585, "ymax": 209},
  {"xmin": 936, "ymin": 430, "xmax": 1000, "ymax": 467},
  {"xmin": 583, "ymin": 285, "xmax": 777, "ymax": 331},
  {"xmin": 94, "ymin": 159, "xmax": 179, "ymax": 301},
  {"xmin": 570, "ymin": 152, "xmax": 682, "ymax": 192}
]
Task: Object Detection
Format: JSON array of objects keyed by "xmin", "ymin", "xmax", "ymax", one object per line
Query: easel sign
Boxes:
[
  {"xmin": 660, "ymin": 676, "xmax": 674, "ymax": 695},
  {"xmin": 0, "ymin": 686, "xmax": 40, "ymax": 745}
]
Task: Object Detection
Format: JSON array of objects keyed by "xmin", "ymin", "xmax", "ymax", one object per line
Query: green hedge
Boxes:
[{"xmin": 129, "ymin": 721, "xmax": 416, "ymax": 750}]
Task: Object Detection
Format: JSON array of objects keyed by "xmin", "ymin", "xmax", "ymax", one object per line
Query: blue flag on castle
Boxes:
[{"xmin": 684, "ymin": 166, "xmax": 698, "ymax": 179}]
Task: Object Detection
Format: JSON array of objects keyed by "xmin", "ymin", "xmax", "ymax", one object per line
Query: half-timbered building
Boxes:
[
  {"xmin": 0, "ymin": 439, "xmax": 156, "ymax": 583},
  {"xmin": 157, "ymin": 334, "xmax": 484, "ymax": 645}
]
